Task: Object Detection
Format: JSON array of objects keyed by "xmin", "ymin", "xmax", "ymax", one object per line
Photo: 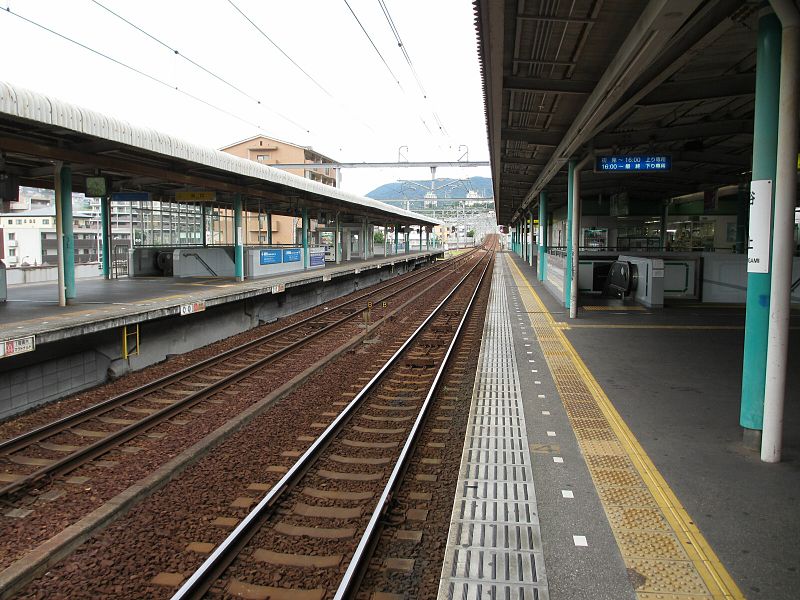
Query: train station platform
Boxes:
[
  {"xmin": 0, "ymin": 250, "xmax": 442, "ymax": 345},
  {"xmin": 439, "ymin": 252, "xmax": 799, "ymax": 600},
  {"xmin": 0, "ymin": 249, "xmax": 442, "ymax": 419}
]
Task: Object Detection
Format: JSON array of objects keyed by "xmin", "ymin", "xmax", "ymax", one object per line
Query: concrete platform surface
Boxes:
[{"xmin": 508, "ymin": 253, "xmax": 800, "ymax": 600}]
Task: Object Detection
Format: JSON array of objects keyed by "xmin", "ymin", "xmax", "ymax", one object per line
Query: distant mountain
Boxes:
[{"xmin": 366, "ymin": 177, "xmax": 493, "ymax": 201}]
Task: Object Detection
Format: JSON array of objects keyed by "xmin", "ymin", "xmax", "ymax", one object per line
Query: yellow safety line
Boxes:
[
  {"xmin": 567, "ymin": 324, "xmax": 745, "ymax": 330},
  {"xmin": 507, "ymin": 256, "xmax": 744, "ymax": 600}
]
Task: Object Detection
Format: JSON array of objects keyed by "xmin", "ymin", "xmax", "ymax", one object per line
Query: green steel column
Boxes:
[
  {"xmin": 60, "ymin": 165, "xmax": 75, "ymax": 301},
  {"xmin": 101, "ymin": 196, "xmax": 110, "ymax": 279},
  {"xmin": 741, "ymin": 12, "xmax": 781, "ymax": 434},
  {"xmin": 234, "ymin": 194, "xmax": 244, "ymax": 281},
  {"xmin": 538, "ymin": 191, "xmax": 548, "ymax": 281},
  {"xmin": 394, "ymin": 224, "xmax": 399, "ymax": 254},
  {"xmin": 565, "ymin": 160, "xmax": 576, "ymax": 308},
  {"xmin": 266, "ymin": 210, "xmax": 272, "ymax": 245},
  {"xmin": 302, "ymin": 207, "xmax": 309, "ymax": 269}
]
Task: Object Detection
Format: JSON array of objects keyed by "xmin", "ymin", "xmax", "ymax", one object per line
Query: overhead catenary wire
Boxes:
[
  {"xmin": 375, "ymin": 0, "xmax": 447, "ymax": 136},
  {"xmin": 227, "ymin": 0, "xmax": 333, "ymax": 98},
  {"xmin": 342, "ymin": 0, "xmax": 404, "ymax": 91},
  {"xmin": 1, "ymin": 5, "xmax": 309, "ymax": 134}
]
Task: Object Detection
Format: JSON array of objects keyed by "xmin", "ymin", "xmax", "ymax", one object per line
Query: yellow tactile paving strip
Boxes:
[{"xmin": 506, "ymin": 255, "xmax": 744, "ymax": 600}]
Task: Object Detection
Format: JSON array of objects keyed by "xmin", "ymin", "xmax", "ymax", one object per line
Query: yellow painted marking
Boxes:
[
  {"xmin": 568, "ymin": 324, "xmax": 744, "ymax": 330},
  {"xmin": 507, "ymin": 256, "xmax": 744, "ymax": 600}
]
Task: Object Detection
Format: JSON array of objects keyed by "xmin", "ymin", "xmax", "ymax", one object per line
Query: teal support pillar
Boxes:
[
  {"xmin": 335, "ymin": 213, "xmax": 342, "ymax": 264},
  {"xmin": 234, "ymin": 194, "xmax": 244, "ymax": 281},
  {"xmin": 565, "ymin": 160, "xmax": 576, "ymax": 308},
  {"xmin": 538, "ymin": 192, "xmax": 548, "ymax": 281},
  {"xmin": 302, "ymin": 207, "xmax": 309, "ymax": 269},
  {"xmin": 60, "ymin": 165, "xmax": 75, "ymax": 301},
  {"xmin": 405, "ymin": 229, "xmax": 410, "ymax": 254},
  {"xmin": 394, "ymin": 225, "xmax": 399, "ymax": 254},
  {"xmin": 266, "ymin": 210, "xmax": 273, "ymax": 245},
  {"xmin": 741, "ymin": 12, "xmax": 781, "ymax": 436},
  {"xmin": 101, "ymin": 195, "xmax": 110, "ymax": 279},
  {"xmin": 528, "ymin": 210, "xmax": 535, "ymax": 267}
]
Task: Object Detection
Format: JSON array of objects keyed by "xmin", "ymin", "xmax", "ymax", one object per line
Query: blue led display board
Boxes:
[{"xmin": 595, "ymin": 155, "xmax": 671, "ymax": 172}]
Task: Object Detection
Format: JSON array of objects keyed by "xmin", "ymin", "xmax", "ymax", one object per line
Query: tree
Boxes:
[
  {"xmin": 467, "ymin": 229, "xmax": 476, "ymax": 238},
  {"xmin": 373, "ymin": 230, "xmax": 385, "ymax": 244}
]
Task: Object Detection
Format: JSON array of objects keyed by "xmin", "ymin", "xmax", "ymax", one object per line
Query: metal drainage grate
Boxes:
[{"xmin": 438, "ymin": 260, "xmax": 548, "ymax": 600}]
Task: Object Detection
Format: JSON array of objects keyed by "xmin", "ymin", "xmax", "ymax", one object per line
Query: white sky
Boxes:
[{"xmin": 1, "ymin": 0, "xmax": 491, "ymax": 196}]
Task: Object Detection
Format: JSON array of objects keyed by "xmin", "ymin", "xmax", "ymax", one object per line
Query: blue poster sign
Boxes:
[
  {"xmin": 595, "ymin": 155, "xmax": 671, "ymax": 172},
  {"xmin": 260, "ymin": 249, "xmax": 282, "ymax": 265},
  {"xmin": 283, "ymin": 248, "xmax": 302, "ymax": 263},
  {"xmin": 310, "ymin": 252, "xmax": 325, "ymax": 267}
]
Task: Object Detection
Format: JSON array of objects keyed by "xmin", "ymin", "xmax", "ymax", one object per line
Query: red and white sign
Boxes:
[
  {"xmin": 180, "ymin": 301, "xmax": 206, "ymax": 316},
  {"xmin": 0, "ymin": 335, "xmax": 36, "ymax": 359}
]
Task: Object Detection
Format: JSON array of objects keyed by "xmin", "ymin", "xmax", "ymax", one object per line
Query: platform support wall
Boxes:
[
  {"xmin": 59, "ymin": 165, "xmax": 75, "ymax": 302},
  {"xmin": 302, "ymin": 208, "xmax": 309, "ymax": 269},
  {"xmin": 762, "ymin": 1, "xmax": 799, "ymax": 463},
  {"xmin": 565, "ymin": 160, "xmax": 575, "ymax": 310},
  {"xmin": 741, "ymin": 12, "xmax": 781, "ymax": 436},
  {"xmin": 101, "ymin": 195, "xmax": 110, "ymax": 279},
  {"xmin": 234, "ymin": 194, "xmax": 244, "ymax": 281},
  {"xmin": 538, "ymin": 192, "xmax": 548, "ymax": 281}
]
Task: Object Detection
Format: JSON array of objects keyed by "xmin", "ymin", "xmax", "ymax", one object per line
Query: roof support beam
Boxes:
[
  {"xmin": 503, "ymin": 76, "xmax": 595, "ymax": 94},
  {"xmin": 639, "ymin": 73, "xmax": 755, "ymax": 105},
  {"xmin": 500, "ymin": 128, "xmax": 564, "ymax": 145},
  {"xmin": 593, "ymin": 119, "xmax": 753, "ymax": 147},
  {"xmin": 512, "ymin": 0, "xmax": 706, "ymax": 221}
]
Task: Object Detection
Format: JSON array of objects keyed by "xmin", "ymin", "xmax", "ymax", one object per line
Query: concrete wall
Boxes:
[
  {"xmin": 5, "ymin": 263, "xmax": 103, "ymax": 285},
  {"xmin": 173, "ymin": 247, "xmax": 235, "ymax": 278},
  {"xmin": 0, "ymin": 256, "xmax": 429, "ymax": 420},
  {"xmin": 702, "ymin": 253, "xmax": 800, "ymax": 303}
]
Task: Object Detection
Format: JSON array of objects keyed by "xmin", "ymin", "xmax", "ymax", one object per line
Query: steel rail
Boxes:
[
  {"xmin": 0, "ymin": 251, "xmax": 479, "ymax": 500},
  {"xmin": 334, "ymin": 248, "xmax": 493, "ymax": 598},
  {"xmin": 170, "ymin": 248, "xmax": 491, "ymax": 600},
  {"xmin": 0, "ymin": 249, "xmax": 477, "ymax": 458}
]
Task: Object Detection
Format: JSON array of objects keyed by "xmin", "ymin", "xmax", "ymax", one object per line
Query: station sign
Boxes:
[
  {"xmin": 272, "ymin": 283, "xmax": 285, "ymax": 294},
  {"xmin": 175, "ymin": 191, "xmax": 216, "ymax": 202},
  {"xmin": 748, "ymin": 179, "xmax": 772, "ymax": 273},
  {"xmin": 282, "ymin": 248, "xmax": 302, "ymax": 263},
  {"xmin": 180, "ymin": 300, "xmax": 206, "ymax": 316},
  {"xmin": 112, "ymin": 192, "xmax": 151, "ymax": 202},
  {"xmin": 259, "ymin": 249, "xmax": 282, "ymax": 265},
  {"xmin": 0, "ymin": 335, "xmax": 35, "ymax": 359},
  {"xmin": 309, "ymin": 248, "xmax": 326, "ymax": 267},
  {"xmin": 595, "ymin": 155, "xmax": 671, "ymax": 172}
]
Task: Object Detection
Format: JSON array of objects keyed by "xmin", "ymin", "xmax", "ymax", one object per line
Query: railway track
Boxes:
[
  {"xmin": 0, "ymin": 249, "xmax": 481, "ymax": 503},
  {"xmin": 169, "ymin": 243, "xmax": 495, "ymax": 600}
]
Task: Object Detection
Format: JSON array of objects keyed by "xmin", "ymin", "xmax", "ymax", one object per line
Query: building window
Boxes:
[
  {"xmin": 6, "ymin": 219, "xmax": 11, "ymax": 225},
  {"xmin": 16, "ymin": 219, "xmax": 22, "ymax": 224},
  {"xmin": 9, "ymin": 249, "xmax": 15, "ymax": 257},
  {"xmin": 7, "ymin": 232, "xmax": 14, "ymax": 241},
  {"xmin": 257, "ymin": 154, "xmax": 270, "ymax": 161},
  {"xmin": 45, "ymin": 248, "xmax": 57, "ymax": 255},
  {"xmin": 42, "ymin": 219, "xmax": 49, "ymax": 225}
]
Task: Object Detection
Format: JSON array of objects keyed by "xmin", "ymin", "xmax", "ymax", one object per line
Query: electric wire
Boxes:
[
  {"xmin": 227, "ymin": 0, "xmax": 333, "ymax": 98},
  {"xmin": 90, "ymin": 0, "xmax": 260, "ymax": 104},
  {"xmin": 375, "ymin": 0, "xmax": 447, "ymax": 136},
  {"xmin": 1, "ymin": 6, "xmax": 308, "ymax": 134},
  {"xmin": 342, "ymin": 0, "xmax": 403, "ymax": 91}
]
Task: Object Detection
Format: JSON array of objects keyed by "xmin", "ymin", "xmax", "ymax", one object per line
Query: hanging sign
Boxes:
[
  {"xmin": 595, "ymin": 155, "xmax": 672, "ymax": 172},
  {"xmin": 748, "ymin": 179, "xmax": 772, "ymax": 273},
  {"xmin": 112, "ymin": 192, "xmax": 150, "ymax": 202},
  {"xmin": 175, "ymin": 191, "xmax": 216, "ymax": 202}
]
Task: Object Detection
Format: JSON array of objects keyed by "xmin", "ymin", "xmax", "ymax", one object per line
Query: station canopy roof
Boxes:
[
  {"xmin": 0, "ymin": 81, "xmax": 439, "ymax": 227},
  {"xmin": 473, "ymin": 0, "xmax": 777, "ymax": 225}
]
